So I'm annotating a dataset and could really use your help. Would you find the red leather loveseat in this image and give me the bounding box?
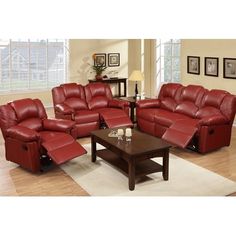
[52,82,132,137]
[0,98,86,172]
[136,83,236,153]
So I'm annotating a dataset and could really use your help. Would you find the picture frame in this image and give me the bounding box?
[108,53,120,67]
[187,56,200,75]
[223,58,236,79]
[94,53,106,66]
[204,57,219,77]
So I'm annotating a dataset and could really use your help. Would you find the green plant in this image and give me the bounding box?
[92,64,107,75]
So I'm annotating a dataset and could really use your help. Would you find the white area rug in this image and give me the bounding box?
[61,144,236,196]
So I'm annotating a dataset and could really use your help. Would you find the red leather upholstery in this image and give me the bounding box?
[52,83,100,137]
[85,83,132,128]
[52,83,131,136]
[0,98,87,172]
[137,83,236,153]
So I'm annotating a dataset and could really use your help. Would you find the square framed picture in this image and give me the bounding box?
[205,57,219,77]
[187,56,200,75]
[223,58,236,79]
[94,53,106,66]
[108,53,120,67]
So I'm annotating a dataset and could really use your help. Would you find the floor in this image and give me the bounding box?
[0,108,235,196]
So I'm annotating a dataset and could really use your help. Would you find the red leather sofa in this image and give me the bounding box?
[136,83,236,153]
[52,82,132,137]
[0,98,87,172]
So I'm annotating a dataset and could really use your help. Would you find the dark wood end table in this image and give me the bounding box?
[88,77,127,97]
[91,128,171,191]
[118,96,149,123]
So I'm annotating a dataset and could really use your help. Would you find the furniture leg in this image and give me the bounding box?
[124,81,127,97]
[118,82,121,97]
[130,103,135,123]
[162,149,169,180]
[91,135,97,162]
[128,159,135,190]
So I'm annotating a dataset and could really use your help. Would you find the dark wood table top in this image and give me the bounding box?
[91,128,171,156]
[88,77,127,82]
[118,96,151,103]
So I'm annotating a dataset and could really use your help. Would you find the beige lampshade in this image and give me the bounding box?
[128,70,144,81]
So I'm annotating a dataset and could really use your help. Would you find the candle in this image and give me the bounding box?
[125,128,132,141]
[117,129,124,140]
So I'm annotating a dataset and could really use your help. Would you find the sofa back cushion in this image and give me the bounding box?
[18,118,43,131]
[197,89,236,123]
[52,86,66,105]
[0,104,18,139]
[10,98,40,122]
[62,83,87,110]
[175,85,205,118]
[84,83,113,110]
[62,83,86,100]
[0,99,47,133]
[158,83,183,112]
[52,83,88,111]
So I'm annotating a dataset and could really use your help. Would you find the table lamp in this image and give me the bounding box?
[128,70,144,98]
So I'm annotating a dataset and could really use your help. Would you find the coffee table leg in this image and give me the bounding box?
[162,149,169,181]
[91,135,97,162]
[128,159,135,191]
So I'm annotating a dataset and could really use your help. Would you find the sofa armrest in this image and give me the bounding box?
[43,119,75,132]
[199,115,229,126]
[136,99,160,109]
[108,99,130,109]
[6,126,39,142]
[55,104,74,115]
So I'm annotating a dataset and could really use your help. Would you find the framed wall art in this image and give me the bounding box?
[108,53,120,67]
[187,56,200,75]
[223,58,236,79]
[205,57,219,77]
[94,53,106,66]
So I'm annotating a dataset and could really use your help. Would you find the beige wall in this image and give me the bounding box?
[181,39,236,96]
[69,39,128,95]
[128,39,141,96]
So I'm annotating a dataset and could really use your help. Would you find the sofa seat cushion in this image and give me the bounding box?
[93,108,124,119]
[154,109,191,127]
[74,110,99,124]
[39,131,67,143]
[18,118,43,131]
[136,108,158,122]
[64,97,88,110]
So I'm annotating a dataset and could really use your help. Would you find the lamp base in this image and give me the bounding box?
[134,81,138,98]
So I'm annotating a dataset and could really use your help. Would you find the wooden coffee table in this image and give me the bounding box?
[91,128,172,191]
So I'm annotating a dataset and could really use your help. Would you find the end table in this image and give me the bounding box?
[118,96,148,123]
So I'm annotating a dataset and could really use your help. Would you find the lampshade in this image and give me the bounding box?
[128,70,144,81]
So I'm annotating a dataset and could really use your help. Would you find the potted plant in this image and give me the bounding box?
[91,54,107,80]
[92,64,107,80]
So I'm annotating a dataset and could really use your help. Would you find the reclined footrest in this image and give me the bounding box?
[162,121,197,148]
[100,110,133,128]
[42,135,87,165]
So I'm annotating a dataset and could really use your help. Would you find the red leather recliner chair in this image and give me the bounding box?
[0,98,86,172]
[52,83,132,137]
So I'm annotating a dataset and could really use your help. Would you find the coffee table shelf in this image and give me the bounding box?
[96,149,163,178]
